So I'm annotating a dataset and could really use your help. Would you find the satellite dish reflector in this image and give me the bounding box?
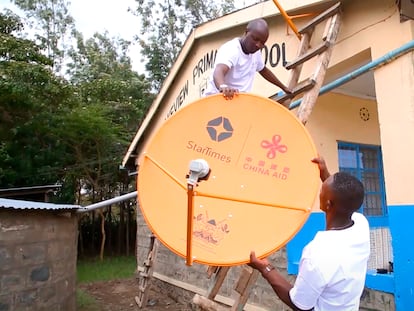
[137,93,320,266]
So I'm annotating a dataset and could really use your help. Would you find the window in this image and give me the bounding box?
[337,142,387,227]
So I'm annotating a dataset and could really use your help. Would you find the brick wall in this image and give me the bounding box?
[136,207,395,311]
[0,209,78,311]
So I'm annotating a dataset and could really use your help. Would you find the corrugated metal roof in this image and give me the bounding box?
[0,198,81,210]
[0,184,61,193]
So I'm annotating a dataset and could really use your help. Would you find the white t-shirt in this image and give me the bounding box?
[289,212,370,311]
[203,38,265,96]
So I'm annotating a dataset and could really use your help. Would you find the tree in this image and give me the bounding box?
[67,31,153,137]
[132,0,235,91]
[11,0,76,74]
[65,31,153,257]
[0,10,74,187]
[1,6,150,257]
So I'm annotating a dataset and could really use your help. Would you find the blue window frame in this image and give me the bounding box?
[337,142,387,227]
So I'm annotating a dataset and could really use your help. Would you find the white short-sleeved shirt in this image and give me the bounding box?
[203,38,265,96]
[289,212,370,311]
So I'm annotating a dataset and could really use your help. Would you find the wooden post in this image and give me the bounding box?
[296,13,341,124]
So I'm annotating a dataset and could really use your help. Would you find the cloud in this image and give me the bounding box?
[70,0,140,39]
[69,0,144,72]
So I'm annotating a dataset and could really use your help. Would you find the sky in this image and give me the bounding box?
[69,0,143,71]
[0,0,258,73]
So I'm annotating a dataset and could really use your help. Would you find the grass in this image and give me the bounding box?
[76,288,100,311]
[76,255,137,310]
[77,255,137,283]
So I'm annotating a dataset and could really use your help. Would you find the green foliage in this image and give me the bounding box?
[0,9,152,205]
[11,0,76,74]
[77,256,136,283]
[0,11,74,187]
[76,289,99,310]
[67,31,153,136]
[133,0,235,91]
[183,0,236,26]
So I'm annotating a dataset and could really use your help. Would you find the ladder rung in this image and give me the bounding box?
[272,79,316,103]
[299,2,341,34]
[286,41,330,70]
[140,271,149,277]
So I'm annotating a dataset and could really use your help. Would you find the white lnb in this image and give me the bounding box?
[187,159,210,185]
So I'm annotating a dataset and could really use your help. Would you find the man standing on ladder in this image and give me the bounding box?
[203,18,291,100]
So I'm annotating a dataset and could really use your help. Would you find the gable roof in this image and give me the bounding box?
[121,0,337,170]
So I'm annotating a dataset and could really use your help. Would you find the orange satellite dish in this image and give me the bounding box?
[137,93,320,266]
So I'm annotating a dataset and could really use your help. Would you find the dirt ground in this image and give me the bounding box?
[78,277,194,311]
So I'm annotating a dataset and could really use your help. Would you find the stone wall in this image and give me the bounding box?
[136,208,395,311]
[0,209,78,311]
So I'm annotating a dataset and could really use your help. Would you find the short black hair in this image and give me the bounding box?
[331,172,364,212]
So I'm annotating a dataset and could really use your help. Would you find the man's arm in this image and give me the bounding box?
[311,157,330,182]
[248,252,311,311]
[213,64,230,89]
[213,64,238,99]
[259,66,291,94]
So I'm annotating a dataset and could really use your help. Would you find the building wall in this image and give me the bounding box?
[306,92,380,180]
[134,0,410,165]
[133,0,414,309]
[137,207,395,311]
[0,209,78,311]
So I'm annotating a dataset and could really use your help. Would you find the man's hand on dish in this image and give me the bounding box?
[219,84,239,100]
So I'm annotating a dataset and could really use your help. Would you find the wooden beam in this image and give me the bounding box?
[231,268,259,311]
[285,41,330,70]
[296,13,341,124]
[272,78,316,103]
[207,265,220,279]
[207,266,230,300]
[275,31,313,108]
[299,2,341,34]
[193,294,230,311]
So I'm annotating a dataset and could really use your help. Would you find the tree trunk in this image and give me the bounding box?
[126,202,130,256]
[98,209,106,261]
[118,201,125,255]
[107,205,112,255]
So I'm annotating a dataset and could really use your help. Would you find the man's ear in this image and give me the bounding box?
[326,199,333,210]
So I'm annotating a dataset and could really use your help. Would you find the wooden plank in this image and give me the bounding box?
[233,266,252,294]
[193,294,230,311]
[299,2,341,34]
[230,268,260,311]
[273,78,316,103]
[285,40,330,70]
[275,31,313,108]
[322,16,333,41]
[207,265,220,279]
[135,235,160,308]
[297,13,341,124]
[207,266,230,300]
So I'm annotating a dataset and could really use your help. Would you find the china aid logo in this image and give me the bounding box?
[261,134,287,159]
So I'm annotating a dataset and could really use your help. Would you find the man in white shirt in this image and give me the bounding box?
[203,18,291,100]
[249,157,370,311]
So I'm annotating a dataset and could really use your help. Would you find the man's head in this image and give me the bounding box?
[319,172,364,215]
[241,18,269,54]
